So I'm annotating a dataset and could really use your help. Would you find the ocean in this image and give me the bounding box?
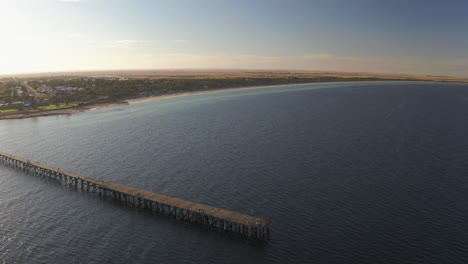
[1,81,468,263]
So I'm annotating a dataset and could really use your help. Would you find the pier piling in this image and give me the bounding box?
[0,151,270,240]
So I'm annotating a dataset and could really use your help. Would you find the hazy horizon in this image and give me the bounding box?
[1,0,467,77]
[1,67,468,79]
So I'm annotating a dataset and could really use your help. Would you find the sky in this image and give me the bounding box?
[0,0,467,76]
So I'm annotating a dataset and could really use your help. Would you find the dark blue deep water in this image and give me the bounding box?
[1,82,468,263]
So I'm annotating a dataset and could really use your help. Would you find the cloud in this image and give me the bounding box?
[57,0,81,2]
[87,40,153,48]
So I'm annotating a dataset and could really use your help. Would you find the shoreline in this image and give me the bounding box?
[122,80,409,105]
[1,81,336,120]
[125,82,319,105]
[0,79,457,120]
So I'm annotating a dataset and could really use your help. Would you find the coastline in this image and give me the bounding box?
[1,81,331,120]
[125,82,319,105]
[0,79,450,120]
[0,101,128,120]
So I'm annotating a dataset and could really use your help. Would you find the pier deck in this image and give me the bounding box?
[0,151,270,240]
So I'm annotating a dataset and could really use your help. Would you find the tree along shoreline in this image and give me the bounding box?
[0,77,441,120]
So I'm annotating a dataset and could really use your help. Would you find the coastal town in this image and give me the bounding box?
[0,83,86,110]
[0,76,118,114]
[1,70,468,119]
[0,72,356,117]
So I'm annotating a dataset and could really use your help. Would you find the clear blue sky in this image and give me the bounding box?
[1,0,467,76]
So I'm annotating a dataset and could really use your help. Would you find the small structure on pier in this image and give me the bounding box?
[0,151,270,240]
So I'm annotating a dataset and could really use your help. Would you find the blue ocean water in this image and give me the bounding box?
[1,82,468,263]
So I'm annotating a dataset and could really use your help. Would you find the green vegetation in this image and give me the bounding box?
[0,103,78,113]
[0,81,27,103]
[0,108,18,113]
[0,75,400,117]
[22,76,393,103]
[37,103,78,111]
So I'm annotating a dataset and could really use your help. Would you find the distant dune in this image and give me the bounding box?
[1,69,468,83]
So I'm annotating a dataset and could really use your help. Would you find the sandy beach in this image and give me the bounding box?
[2,69,467,122]
[124,80,370,105]
[0,80,444,120]
[1,81,327,120]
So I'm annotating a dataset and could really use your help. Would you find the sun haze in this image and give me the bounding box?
[1,0,467,76]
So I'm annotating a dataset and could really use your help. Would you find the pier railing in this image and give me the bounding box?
[0,151,270,240]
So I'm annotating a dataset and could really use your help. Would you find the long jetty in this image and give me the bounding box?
[0,151,270,240]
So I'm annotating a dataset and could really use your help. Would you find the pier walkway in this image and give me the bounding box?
[0,151,270,240]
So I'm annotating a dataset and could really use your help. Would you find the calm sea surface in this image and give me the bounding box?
[1,82,468,263]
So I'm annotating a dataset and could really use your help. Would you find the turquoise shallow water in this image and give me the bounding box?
[1,82,468,263]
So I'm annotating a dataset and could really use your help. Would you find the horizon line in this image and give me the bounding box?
[1,68,466,80]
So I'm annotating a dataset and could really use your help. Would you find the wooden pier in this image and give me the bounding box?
[0,151,270,240]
